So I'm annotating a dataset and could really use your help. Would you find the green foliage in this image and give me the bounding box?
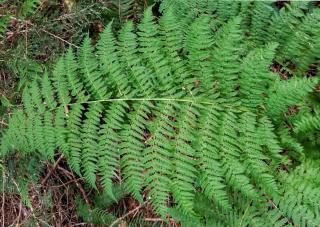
[1,0,320,225]
[0,14,10,36]
[20,0,41,17]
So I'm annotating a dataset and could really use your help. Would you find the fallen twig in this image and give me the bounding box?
[41,154,65,185]
[9,16,79,49]
[144,217,177,225]
[0,120,8,127]
[56,166,94,227]
[2,171,6,227]
[11,179,50,227]
[109,202,146,227]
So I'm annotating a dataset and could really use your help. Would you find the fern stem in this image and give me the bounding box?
[238,201,252,227]
[47,98,250,112]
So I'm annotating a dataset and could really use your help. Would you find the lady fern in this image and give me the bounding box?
[1,1,320,225]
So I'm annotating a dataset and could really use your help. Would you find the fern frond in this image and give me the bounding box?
[267,2,308,48]
[212,16,243,102]
[97,22,133,97]
[79,36,109,100]
[294,110,320,134]
[80,103,103,188]
[280,8,320,74]
[138,7,171,90]
[278,128,304,159]
[249,2,275,46]
[67,104,84,175]
[117,0,146,22]
[275,161,320,226]
[257,116,282,163]
[118,21,155,96]
[121,101,154,202]
[64,48,88,102]
[159,7,187,85]
[239,42,278,109]
[21,0,41,17]
[52,58,71,106]
[186,15,213,92]
[144,101,176,216]
[216,0,240,23]
[171,103,199,215]
[30,79,45,114]
[198,105,231,211]
[239,112,278,196]
[219,110,259,200]
[267,77,317,119]
[5,3,319,223]
[41,72,57,109]
[54,107,69,157]
[43,111,56,159]
[98,101,128,201]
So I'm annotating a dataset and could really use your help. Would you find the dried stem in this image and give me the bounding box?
[41,154,65,185]
[109,202,146,227]
[0,120,8,127]
[56,166,94,227]
[2,170,5,227]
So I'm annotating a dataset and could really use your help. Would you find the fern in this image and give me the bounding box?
[0,14,10,36]
[294,108,320,134]
[266,77,317,119]
[249,2,275,46]
[1,1,320,225]
[20,0,41,17]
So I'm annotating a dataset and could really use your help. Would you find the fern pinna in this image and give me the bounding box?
[1,2,320,226]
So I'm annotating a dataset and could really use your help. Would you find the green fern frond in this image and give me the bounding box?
[249,2,275,46]
[64,48,88,102]
[216,0,241,23]
[21,0,41,17]
[275,160,320,226]
[98,102,128,201]
[171,103,199,215]
[80,103,103,188]
[239,112,278,197]
[186,15,213,92]
[218,110,259,200]
[54,107,69,157]
[239,42,278,109]
[159,7,187,85]
[294,110,320,134]
[212,16,243,102]
[43,111,56,159]
[41,72,57,110]
[3,2,320,224]
[79,36,110,100]
[0,14,11,36]
[267,77,317,119]
[67,104,84,175]
[121,101,154,202]
[144,101,176,216]
[197,105,231,211]
[138,7,171,90]
[118,21,155,96]
[52,58,71,106]
[280,8,320,74]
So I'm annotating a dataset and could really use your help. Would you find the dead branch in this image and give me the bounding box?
[41,154,65,185]
[109,202,146,227]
